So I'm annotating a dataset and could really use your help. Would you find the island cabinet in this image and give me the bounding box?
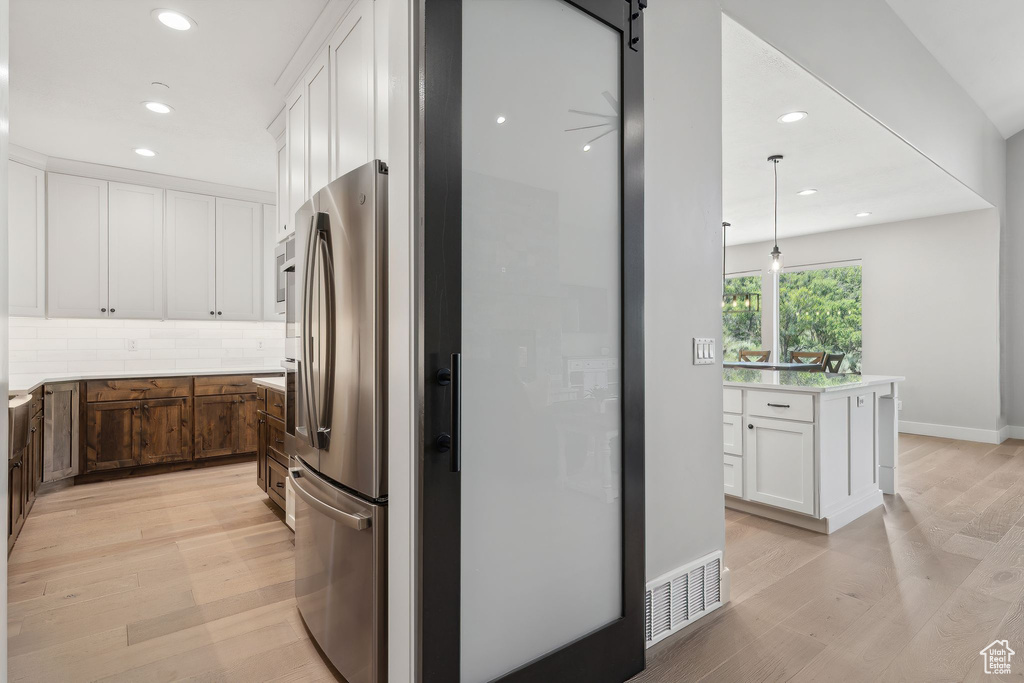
[721,372,902,534]
[256,384,288,513]
[10,387,44,553]
[79,374,265,482]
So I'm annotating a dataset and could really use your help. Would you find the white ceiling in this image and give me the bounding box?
[10,0,328,192]
[886,0,1024,139]
[723,17,991,247]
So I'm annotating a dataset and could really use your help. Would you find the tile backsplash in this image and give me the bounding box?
[9,317,286,383]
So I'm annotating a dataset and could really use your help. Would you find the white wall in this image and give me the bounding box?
[645,1,725,581]
[8,318,285,386]
[727,209,1002,440]
[1,0,10,675]
[1005,133,1024,432]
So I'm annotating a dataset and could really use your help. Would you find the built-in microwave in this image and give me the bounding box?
[275,238,294,316]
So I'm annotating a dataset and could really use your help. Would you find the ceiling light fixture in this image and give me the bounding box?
[143,101,173,114]
[768,154,784,273]
[153,9,196,31]
[856,212,872,217]
[134,148,157,157]
[495,115,506,124]
[797,188,817,196]
[582,144,591,152]
[777,111,807,124]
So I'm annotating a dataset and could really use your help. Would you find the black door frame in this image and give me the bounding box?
[420,1,645,680]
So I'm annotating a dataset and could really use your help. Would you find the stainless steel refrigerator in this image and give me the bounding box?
[285,160,387,683]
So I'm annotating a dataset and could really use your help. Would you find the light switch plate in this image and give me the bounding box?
[693,337,716,365]
[856,395,866,408]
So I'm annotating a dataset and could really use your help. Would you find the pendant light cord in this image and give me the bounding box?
[773,158,779,249]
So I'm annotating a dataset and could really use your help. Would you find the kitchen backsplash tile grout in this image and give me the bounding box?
[9,317,286,384]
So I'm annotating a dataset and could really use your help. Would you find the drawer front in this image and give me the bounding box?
[267,415,287,465]
[747,390,814,422]
[194,375,259,396]
[723,387,743,414]
[723,413,743,455]
[86,377,191,402]
[267,457,288,509]
[266,389,285,422]
[724,454,743,498]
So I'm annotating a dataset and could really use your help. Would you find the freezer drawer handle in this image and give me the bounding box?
[289,468,372,531]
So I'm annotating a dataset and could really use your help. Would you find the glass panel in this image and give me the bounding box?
[779,265,862,372]
[461,1,622,680]
[723,274,763,361]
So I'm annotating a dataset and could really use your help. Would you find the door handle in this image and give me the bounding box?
[289,467,371,530]
[435,353,462,473]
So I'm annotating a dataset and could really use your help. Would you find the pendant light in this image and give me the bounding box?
[768,154,784,273]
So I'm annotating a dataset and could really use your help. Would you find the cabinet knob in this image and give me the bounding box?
[217,311,223,316]
[29,427,36,433]
[275,482,284,488]
[748,424,753,430]
[101,308,107,313]
[110,308,116,313]
[12,462,21,469]
[210,311,215,316]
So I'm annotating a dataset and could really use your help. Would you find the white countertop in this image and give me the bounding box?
[723,369,903,393]
[253,376,286,392]
[9,367,281,395]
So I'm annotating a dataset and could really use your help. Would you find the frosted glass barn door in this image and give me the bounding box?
[421,1,645,682]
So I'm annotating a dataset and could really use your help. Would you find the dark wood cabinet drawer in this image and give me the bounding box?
[29,387,44,417]
[194,375,259,396]
[266,415,287,466]
[86,377,191,402]
[266,389,285,422]
[267,456,287,510]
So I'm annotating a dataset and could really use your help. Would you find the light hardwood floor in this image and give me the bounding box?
[7,462,338,682]
[634,434,1024,682]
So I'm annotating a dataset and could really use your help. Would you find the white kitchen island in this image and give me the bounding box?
[723,369,903,533]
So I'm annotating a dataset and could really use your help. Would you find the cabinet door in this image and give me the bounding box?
[195,395,238,459]
[331,0,374,178]
[165,191,217,320]
[108,182,164,319]
[257,413,268,491]
[306,47,330,197]
[9,453,25,549]
[85,401,140,471]
[276,136,289,241]
[724,454,743,498]
[47,173,108,318]
[723,413,743,456]
[215,198,262,321]
[29,413,43,503]
[286,83,305,237]
[263,204,279,321]
[237,393,260,455]
[140,398,191,465]
[9,161,46,316]
[747,417,815,515]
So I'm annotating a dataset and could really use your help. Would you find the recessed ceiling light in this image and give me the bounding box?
[777,111,808,123]
[143,101,173,114]
[855,211,871,217]
[495,115,506,124]
[796,189,817,196]
[134,148,157,157]
[582,144,591,152]
[153,9,196,31]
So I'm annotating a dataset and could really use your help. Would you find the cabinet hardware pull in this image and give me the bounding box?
[275,439,284,445]
[101,308,107,313]
[110,308,115,313]
[30,428,36,433]
[275,482,284,488]
[273,403,283,408]
[45,390,53,395]
[748,424,753,429]
[210,311,215,316]
[12,462,21,469]
[767,403,790,408]
[217,311,222,316]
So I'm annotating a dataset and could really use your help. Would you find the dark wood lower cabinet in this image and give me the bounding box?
[85,401,141,471]
[28,413,42,505]
[140,398,192,466]
[257,387,287,513]
[195,393,259,459]
[11,392,44,554]
[8,452,25,552]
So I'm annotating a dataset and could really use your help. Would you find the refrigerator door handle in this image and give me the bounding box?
[317,221,336,446]
[299,210,319,450]
[289,468,372,530]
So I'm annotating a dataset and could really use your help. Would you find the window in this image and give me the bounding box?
[722,274,762,361]
[778,264,862,372]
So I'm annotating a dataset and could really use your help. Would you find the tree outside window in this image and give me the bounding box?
[778,265,862,372]
[722,274,762,361]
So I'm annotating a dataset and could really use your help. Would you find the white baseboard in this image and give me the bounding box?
[1006,426,1024,440]
[899,420,1003,444]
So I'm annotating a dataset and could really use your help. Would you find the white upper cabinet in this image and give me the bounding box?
[9,161,46,317]
[306,47,331,198]
[215,198,263,321]
[263,204,280,321]
[276,135,289,242]
[285,83,305,240]
[107,182,164,319]
[166,190,217,320]
[331,0,374,178]
[47,173,109,318]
